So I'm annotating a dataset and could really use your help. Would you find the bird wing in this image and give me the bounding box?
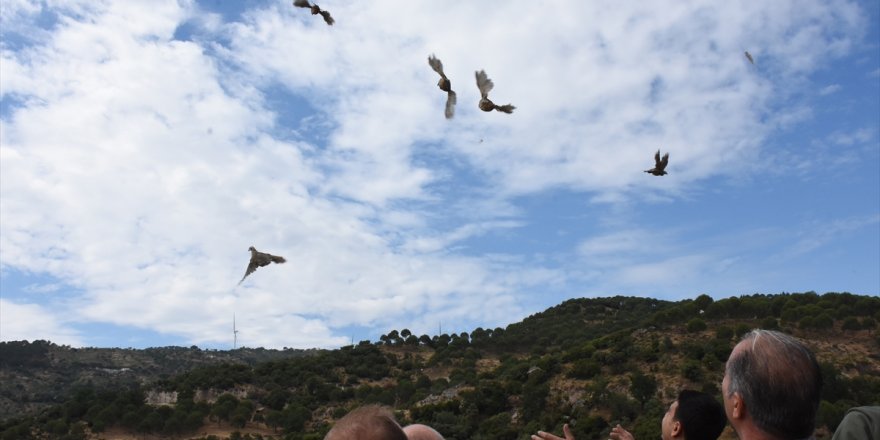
[495,103,515,114]
[654,150,662,166]
[239,259,260,284]
[293,0,311,8]
[659,153,669,170]
[320,9,334,25]
[475,70,494,98]
[428,55,446,77]
[445,90,456,119]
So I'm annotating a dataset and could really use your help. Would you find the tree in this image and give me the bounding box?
[694,294,714,311]
[265,388,291,411]
[230,400,254,428]
[630,371,657,407]
[387,330,401,345]
[281,404,312,433]
[841,316,860,331]
[212,394,239,425]
[418,334,433,347]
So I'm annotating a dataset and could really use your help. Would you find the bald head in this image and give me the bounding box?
[324,405,407,440]
[725,329,822,439]
[403,424,445,440]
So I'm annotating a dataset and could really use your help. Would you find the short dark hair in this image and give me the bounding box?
[324,405,407,440]
[675,389,727,440]
[726,329,822,439]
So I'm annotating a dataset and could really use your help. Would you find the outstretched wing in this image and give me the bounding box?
[475,70,494,98]
[239,259,259,284]
[659,152,669,170]
[428,54,445,77]
[654,150,662,166]
[495,103,515,114]
[319,9,334,25]
[293,0,311,8]
[445,90,456,119]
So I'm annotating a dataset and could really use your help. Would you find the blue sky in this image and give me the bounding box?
[1,0,878,349]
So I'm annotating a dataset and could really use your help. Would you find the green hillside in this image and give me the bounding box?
[1,292,878,440]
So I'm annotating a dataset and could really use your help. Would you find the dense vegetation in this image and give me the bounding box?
[2,292,878,440]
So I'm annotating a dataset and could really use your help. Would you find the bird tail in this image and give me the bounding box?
[293,0,310,8]
[271,256,287,264]
[445,91,456,119]
[495,104,515,114]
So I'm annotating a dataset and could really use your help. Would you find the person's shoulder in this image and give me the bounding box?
[832,406,880,440]
[846,406,880,416]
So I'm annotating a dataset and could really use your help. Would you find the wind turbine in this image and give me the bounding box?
[233,314,240,349]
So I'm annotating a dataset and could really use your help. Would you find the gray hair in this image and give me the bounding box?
[725,329,822,440]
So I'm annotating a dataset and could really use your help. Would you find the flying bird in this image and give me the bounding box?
[293,0,334,26]
[744,51,755,65]
[645,150,669,176]
[428,54,457,119]
[239,246,287,285]
[475,70,515,114]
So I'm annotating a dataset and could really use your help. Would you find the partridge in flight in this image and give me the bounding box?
[475,70,515,114]
[645,150,669,176]
[744,51,755,65]
[239,246,287,285]
[428,54,457,119]
[293,0,334,26]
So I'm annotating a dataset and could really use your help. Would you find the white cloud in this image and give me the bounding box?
[783,214,880,258]
[0,299,84,346]
[828,127,874,146]
[819,84,842,95]
[0,0,873,348]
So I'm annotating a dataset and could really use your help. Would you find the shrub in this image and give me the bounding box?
[569,359,601,380]
[682,360,703,382]
[686,318,707,333]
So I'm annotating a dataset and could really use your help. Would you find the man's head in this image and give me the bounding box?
[661,390,727,440]
[403,423,445,440]
[722,329,822,440]
[324,405,408,440]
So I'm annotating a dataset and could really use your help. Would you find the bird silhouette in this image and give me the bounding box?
[293,0,334,26]
[645,150,669,176]
[428,54,457,119]
[239,246,286,285]
[744,51,755,65]
[475,70,515,114]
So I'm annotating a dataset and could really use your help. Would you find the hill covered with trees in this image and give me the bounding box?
[1,291,878,440]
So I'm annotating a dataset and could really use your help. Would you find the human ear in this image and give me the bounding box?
[730,393,744,419]
[671,420,683,438]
